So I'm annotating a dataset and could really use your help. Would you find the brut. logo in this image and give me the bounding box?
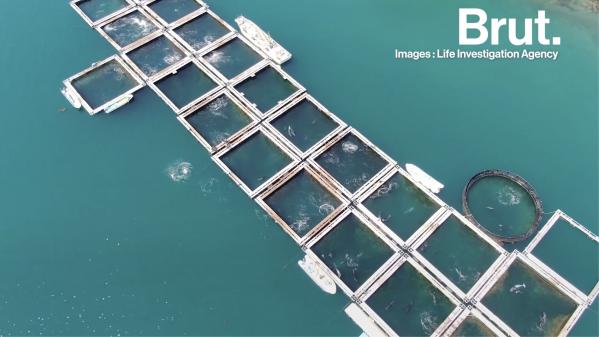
[459,8,561,46]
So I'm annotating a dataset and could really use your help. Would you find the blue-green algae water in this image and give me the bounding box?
[0,0,597,335]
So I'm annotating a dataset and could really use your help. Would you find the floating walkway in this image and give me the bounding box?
[63,1,598,336]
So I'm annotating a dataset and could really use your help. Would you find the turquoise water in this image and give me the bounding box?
[0,0,597,335]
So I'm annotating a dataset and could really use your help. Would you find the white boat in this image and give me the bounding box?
[61,86,82,109]
[103,94,133,113]
[235,16,292,64]
[406,163,444,194]
[298,254,336,295]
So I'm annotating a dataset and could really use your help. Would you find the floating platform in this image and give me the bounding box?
[264,93,348,160]
[71,0,135,27]
[472,251,585,337]
[230,62,305,118]
[177,89,258,153]
[308,128,396,200]
[256,162,349,246]
[62,55,144,115]
[170,9,236,54]
[63,1,599,335]
[524,210,599,305]
[212,125,300,198]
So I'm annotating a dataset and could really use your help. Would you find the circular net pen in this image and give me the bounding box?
[462,170,543,244]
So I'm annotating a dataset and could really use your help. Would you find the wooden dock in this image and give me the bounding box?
[63,1,598,336]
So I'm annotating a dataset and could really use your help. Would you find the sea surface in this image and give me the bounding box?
[0,0,597,335]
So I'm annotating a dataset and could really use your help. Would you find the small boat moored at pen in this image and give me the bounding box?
[406,163,445,193]
[104,94,133,113]
[61,86,82,109]
[298,254,336,294]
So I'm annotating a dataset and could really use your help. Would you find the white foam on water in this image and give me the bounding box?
[105,15,156,40]
[199,177,218,195]
[205,50,232,66]
[291,209,311,233]
[343,253,360,268]
[341,141,359,154]
[347,173,370,187]
[318,203,335,215]
[113,65,127,81]
[497,186,523,206]
[210,131,230,145]
[194,34,216,49]
[322,152,340,165]
[163,52,183,66]
[254,209,272,224]
[369,181,398,199]
[207,96,229,117]
[420,311,438,335]
[166,161,192,182]
[509,283,527,294]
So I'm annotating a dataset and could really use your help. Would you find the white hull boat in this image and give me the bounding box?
[406,163,444,194]
[298,254,336,295]
[235,16,292,64]
[61,86,82,109]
